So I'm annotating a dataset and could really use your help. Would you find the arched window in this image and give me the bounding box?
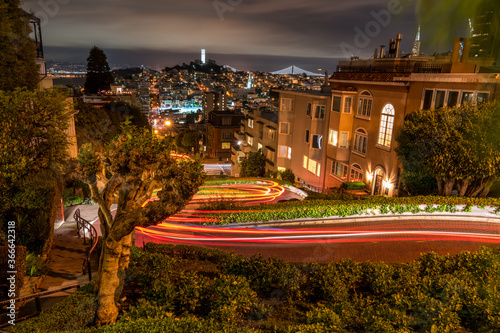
[378,104,395,147]
[357,91,373,118]
[350,164,363,182]
[352,128,368,155]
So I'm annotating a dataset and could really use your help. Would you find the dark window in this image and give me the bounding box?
[477,93,489,104]
[305,130,310,143]
[435,90,446,109]
[332,96,341,112]
[447,91,459,107]
[423,90,433,110]
[258,123,263,139]
[306,103,312,116]
[312,135,322,149]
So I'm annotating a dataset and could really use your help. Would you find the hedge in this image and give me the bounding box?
[198,196,500,225]
[341,182,366,191]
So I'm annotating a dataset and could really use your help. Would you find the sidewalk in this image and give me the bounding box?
[38,205,101,292]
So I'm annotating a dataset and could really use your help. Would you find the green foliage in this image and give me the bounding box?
[341,182,366,191]
[200,195,500,225]
[400,170,438,196]
[84,46,114,94]
[11,290,97,332]
[278,169,295,184]
[208,275,257,322]
[0,89,70,184]
[17,244,500,332]
[25,253,48,277]
[0,1,39,91]
[240,150,266,177]
[120,298,173,322]
[395,101,500,197]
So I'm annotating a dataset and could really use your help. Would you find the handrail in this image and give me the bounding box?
[73,209,99,280]
[0,283,79,327]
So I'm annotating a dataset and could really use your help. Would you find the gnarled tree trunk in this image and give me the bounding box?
[95,236,129,326]
[443,179,455,196]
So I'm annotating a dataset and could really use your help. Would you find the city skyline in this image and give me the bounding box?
[20,0,471,71]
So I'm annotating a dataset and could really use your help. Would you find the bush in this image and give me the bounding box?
[208,275,257,322]
[278,169,295,184]
[11,290,97,332]
[25,252,48,277]
[120,298,173,322]
[341,182,366,191]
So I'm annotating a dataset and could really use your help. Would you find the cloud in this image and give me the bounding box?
[23,0,421,61]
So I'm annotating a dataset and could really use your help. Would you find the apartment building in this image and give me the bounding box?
[232,108,279,177]
[276,36,500,195]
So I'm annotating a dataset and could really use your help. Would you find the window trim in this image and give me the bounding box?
[339,131,349,149]
[328,129,338,146]
[343,96,353,114]
[356,90,373,119]
[352,128,368,156]
[350,164,364,182]
[332,96,342,112]
[376,103,395,149]
[312,134,323,149]
[279,122,290,135]
[314,105,326,119]
[331,161,348,181]
[248,118,254,129]
[281,98,294,111]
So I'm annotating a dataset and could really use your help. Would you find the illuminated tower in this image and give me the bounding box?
[411,25,421,56]
[201,49,206,64]
[246,72,253,89]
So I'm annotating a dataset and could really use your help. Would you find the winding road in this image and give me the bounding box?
[135,180,500,262]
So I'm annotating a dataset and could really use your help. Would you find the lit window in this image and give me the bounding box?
[281,98,294,111]
[378,104,395,148]
[353,129,368,155]
[316,163,321,177]
[308,159,317,174]
[315,105,325,119]
[266,149,275,161]
[268,129,276,140]
[279,146,291,159]
[350,164,363,182]
[339,132,349,149]
[222,142,231,150]
[258,143,263,151]
[332,97,341,112]
[344,97,352,113]
[328,129,338,146]
[279,122,290,135]
[357,91,372,118]
[312,135,323,149]
[247,135,253,146]
[303,155,308,169]
[248,118,254,128]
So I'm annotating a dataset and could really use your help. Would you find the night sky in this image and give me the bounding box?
[21,0,469,71]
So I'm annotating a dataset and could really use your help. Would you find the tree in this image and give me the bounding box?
[75,100,151,149]
[84,46,114,94]
[0,0,40,90]
[76,122,205,325]
[0,89,70,253]
[240,150,266,177]
[395,101,500,197]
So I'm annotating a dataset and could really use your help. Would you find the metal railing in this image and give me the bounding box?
[0,283,79,327]
[74,209,98,281]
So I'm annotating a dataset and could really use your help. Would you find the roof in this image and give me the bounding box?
[330,72,411,82]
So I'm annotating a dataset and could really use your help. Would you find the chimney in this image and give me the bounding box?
[389,39,396,57]
[395,34,403,58]
[451,38,461,63]
[380,45,386,58]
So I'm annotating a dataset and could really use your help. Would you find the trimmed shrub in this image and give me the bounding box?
[11,290,97,332]
[341,182,366,191]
